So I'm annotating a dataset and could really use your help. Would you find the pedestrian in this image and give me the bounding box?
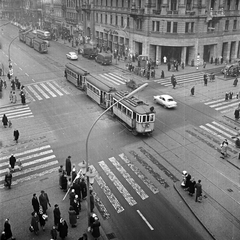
[72,195,81,218]
[38,207,47,231]
[12,91,17,103]
[68,206,77,228]
[80,178,87,200]
[20,90,26,104]
[11,79,15,91]
[39,190,51,214]
[210,56,213,64]
[50,226,58,240]
[9,155,16,171]
[215,57,217,65]
[59,165,64,188]
[90,190,95,213]
[13,129,19,143]
[61,171,68,192]
[234,108,240,120]
[203,62,206,68]
[175,61,179,71]
[191,86,195,96]
[53,204,61,227]
[32,193,40,213]
[167,62,171,71]
[184,172,191,191]
[4,219,13,240]
[161,70,165,79]
[9,91,13,103]
[225,92,229,101]
[69,189,76,206]
[188,177,196,196]
[163,56,167,64]
[78,233,88,240]
[233,77,238,87]
[195,180,202,202]
[220,139,228,159]
[31,212,39,235]
[90,214,101,240]
[203,74,208,86]
[0,231,6,240]
[4,170,12,189]
[65,156,72,177]
[2,114,8,128]
[71,165,77,183]
[58,218,68,240]
[181,62,184,69]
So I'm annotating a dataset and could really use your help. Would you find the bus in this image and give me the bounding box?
[33,38,48,53]
[25,33,36,48]
[36,30,51,40]
[65,63,89,90]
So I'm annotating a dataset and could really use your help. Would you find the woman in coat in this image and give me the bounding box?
[91,218,101,240]
[58,218,68,240]
[4,219,12,240]
[2,114,8,128]
[38,207,46,231]
[68,206,77,227]
[188,177,196,196]
[65,156,72,177]
[31,212,39,235]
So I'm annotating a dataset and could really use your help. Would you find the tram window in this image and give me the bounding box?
[117,103,121,109]
[150,114,154,121]
[126,109,132,117]
[122,106,126,114]
[142,115,146,123]
[147,115,149,122]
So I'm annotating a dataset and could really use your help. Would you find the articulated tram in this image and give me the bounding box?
[64,63,156,135]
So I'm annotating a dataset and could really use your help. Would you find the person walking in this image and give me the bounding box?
[58,165,64,188]
[61,171,68,192]
[234,108,240,120]
[12,91,17,104]
[9,155,16,171]
[32,193,40,213]
[163,56,167,64]
[80,178,87,200]
[195,180,202,202]
[233,77,238,87]
[31,212,39,235]
[4,170,12,189]
[191,86,195,96]
[20,90,26,105]
[65,156,72,177]
[72,195,81,218]
[53,204,61,227]
[2,114,8,128]
[90,190,95,213]
[9,91,13,103]
[58,218,68,240]
[161,70,165,79]
[68,206,77,228]
[167,62,171,71]
[220,139,228,159]
[38,207,47,231]
[69,189,76,206]
[188,177,196,196]
[13,129,19,143]
[50,226,58,240]
[39,190,51,214]
[71,165,77,183]
[90,214,101,240]
[4,219,13,240]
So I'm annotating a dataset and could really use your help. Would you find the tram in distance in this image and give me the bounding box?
[36,30,51,40]
[33,38,48,53]
[64,63,156,135]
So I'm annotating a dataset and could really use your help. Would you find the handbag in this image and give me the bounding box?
[42,214,48,221]
[29,225,34,232]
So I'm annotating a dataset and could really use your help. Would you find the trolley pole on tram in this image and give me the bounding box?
[85,83,148,228]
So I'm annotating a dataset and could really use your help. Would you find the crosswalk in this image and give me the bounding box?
[0,145,58,189]
[0,104,34,120]
[25,80,70,101]
[98,72,128,86]
[154,71,205,87]
[204,97,240,114]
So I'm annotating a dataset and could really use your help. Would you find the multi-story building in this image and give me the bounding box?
[1,0,23,20]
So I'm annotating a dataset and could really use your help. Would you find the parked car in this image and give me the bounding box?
[153,94,177,108]
[66,52,78,60]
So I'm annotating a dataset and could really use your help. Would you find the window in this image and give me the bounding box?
[105,14,107,24]
[185,22,194,33]
[96,13,98,22]
[170,0,177,11]
[116,0,118,7]
[111,0,113,6]
[191,22,194,32]
[121,16,124,26]
[225,20,229,31]
[127,17,130,27]
[186,0,192,11]
[185,22,189,33]
[173,22,177,33]
[167,21,171,32]
[115,15,118,25]
[122,0,124,7]
[136,19,142,30]
[152,21,155,31]
[110,15,113,24]
[100,14,103,23]
[156,21,160,31]
[233,20,237,30]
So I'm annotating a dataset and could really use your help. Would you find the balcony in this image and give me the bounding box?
[82,3,91,12]
[152,9,161,15]
[65,18,78,25]
[185,10,195,16]
[167,10,178,15]
[210,8,225,18]
[130,7,145,19]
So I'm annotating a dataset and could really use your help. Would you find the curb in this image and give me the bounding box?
[173,183,216,240]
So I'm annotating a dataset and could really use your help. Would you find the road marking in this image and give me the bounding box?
[34,84,50,99]
[27,85,43,100]
[51,81,70,94]
[40,83,57,97]
[206,123,232,138]
[99,161,137,206]
[25,73,29,77]
[136,210,154,230]
[46,81,63,96]
[14,62,17,65]
[215,101,240,111]
[212,121,237,135]
[19,67,22,71]
[119,153,159,194]
[109,157,149,200]
[104,73,126,84]
[99,74,120,86]
[204,98,230,105]
[32,78,35,82]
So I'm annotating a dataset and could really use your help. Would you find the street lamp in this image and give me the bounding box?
[85,83,149,227]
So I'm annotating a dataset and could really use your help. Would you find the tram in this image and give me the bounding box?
[33,38,48,53]
[25,33,36,48]
[65,63,89,90]
[19,30,27,43]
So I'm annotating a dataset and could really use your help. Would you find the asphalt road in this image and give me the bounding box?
[0,23,222,240]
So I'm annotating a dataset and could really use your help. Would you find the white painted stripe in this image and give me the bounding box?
[0,105,29,112]
[0,155,56,178]
[40,83,57,97]
[199,125,233,145]
[104,73,126,84]
[109,157,149,200]
[34,84,50,99]
[7,112,33,119]
[209,99,239,108]
[119,153,159,194]
[90,165,124,213]
[0,109,32,117]
[215,102,240,111]
[0,149,54,168]
[221,107,237,114]
[0,165,59,188]
[136,210,154,230]
[51,81,70,94]
[24,89,36,101]
[99,74,120,86]
[109,73,128,82]
[19,67,22,70]
[99,161,137,206]
[17,115,34,120]
[27,85,43,100]
[0,145,51,161]
[0,107,31,115]
[206,123,232,138]
[46,82,63,96]
[25,73,29,77]
[212,121,237,135]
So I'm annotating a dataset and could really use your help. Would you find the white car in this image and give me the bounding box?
[153,94,177,108]
[66,52,78,60]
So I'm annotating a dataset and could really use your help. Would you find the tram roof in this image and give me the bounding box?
[86,73,128,92]
[26,33,36,38]
[65,62,89,76]
[112,91,155,114]
[33,37,46,44]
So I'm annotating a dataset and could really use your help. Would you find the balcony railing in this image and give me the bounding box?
[223,10,240,16]
[167,10,178,15]
[185,11,195,16]
[152,9,161,15]
[210,8,225,17]
[82,4,91,11]
[130,7,145,18]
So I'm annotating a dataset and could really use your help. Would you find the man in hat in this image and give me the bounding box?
[69,189,75,206]
[32,193,40,213]
[39,190,51,214]
[9,155,16,171]
[53,204,61,227]
[65,156,72,177]
[58,218,68,240]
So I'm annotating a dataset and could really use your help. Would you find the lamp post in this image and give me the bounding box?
[85,83,148,227]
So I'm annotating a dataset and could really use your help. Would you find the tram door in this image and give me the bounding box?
[79,75,85,89]
[100,91,107,107]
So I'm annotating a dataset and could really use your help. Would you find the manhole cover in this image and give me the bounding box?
[106,233,116,239]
